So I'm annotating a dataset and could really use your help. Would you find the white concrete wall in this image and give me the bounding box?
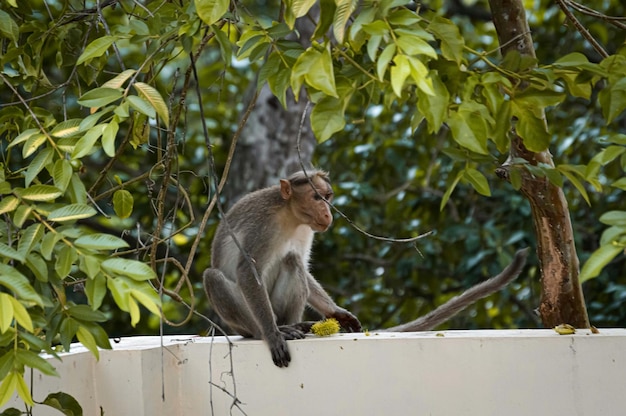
[3,329,626,415]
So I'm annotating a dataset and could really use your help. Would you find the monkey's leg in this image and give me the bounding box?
[203,268,260,338]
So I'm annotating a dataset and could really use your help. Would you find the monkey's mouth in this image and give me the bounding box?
[312,221,331,232]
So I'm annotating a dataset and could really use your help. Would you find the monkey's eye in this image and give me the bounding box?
[313,194,323,200]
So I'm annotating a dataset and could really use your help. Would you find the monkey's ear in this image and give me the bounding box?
[279,179,292,200]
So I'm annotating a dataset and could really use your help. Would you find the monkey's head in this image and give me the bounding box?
[280,170,334,232]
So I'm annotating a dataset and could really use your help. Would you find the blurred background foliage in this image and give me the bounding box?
[1,0,625,343]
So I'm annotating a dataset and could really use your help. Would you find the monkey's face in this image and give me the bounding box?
[308,187,333,232]
[284,176,334,232]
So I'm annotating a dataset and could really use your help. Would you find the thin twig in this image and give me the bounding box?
[554,0,609,58]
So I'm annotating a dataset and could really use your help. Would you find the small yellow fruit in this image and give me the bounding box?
[311,318,340,337]
[554,323,576,335]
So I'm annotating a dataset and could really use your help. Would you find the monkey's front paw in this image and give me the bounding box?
[266,333,291,368]
[331,309,362,333]
[278,325,307,340]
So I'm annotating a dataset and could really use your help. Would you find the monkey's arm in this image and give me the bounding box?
[306,274,362,332]
[383,247,529,332]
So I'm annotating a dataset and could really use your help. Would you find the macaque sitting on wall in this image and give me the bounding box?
[203,169,361,368]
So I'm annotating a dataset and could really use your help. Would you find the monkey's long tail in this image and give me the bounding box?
[382,247,530,332]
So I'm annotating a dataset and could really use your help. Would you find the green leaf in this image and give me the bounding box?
[292,46,338,97]
[417,74,449,133]
[8,297,33,332]
[107,276,130,311]
[310,96,346,143]
[59,317,78,351]
[113,189,134,219]
[0,9,19,44]
[77,326,99,360]
[102,69,137,89]
[195,0,229,26]
[447,111,488,155]
[212,24,232,63]
[133,82,170,126]
[24,147,54,187]
[557,165,590,205]
[362,20,388,36]
[102,121,119,157]
[131,287,162,317]
[7,129,38,150]
[407,56,434,96]
[0,242,25,263]
[18,223,44,260]
[68,304,107,322]
[396,35,437,59]
[72,124,107,159]
[611,177,626,191]
[377,43,396,81]
[48,204,97,222]
[0,196,19,215]
[15,350,57,378]
[15,208,37,234]
[0,263,44,306]
[440,170,464,211]
[77,87,123,108]
[68,173,88,205]
[290,0,317,20]
[52,159,73,192]
[599,78,626,124]
[41,392,84,416]
[102,258,156,281]
[391,54,411,97]
[22,133,47,159]
[599,210,626,227]
[0,294,13,333]
[512,105,550,152]
[15,371,33,406]
[26,252,48,282]
[428,16,464,64]
[85,322,112,349]
[464,168,491,196]
[0,371,18,408]
[77,35,117,65]
[18,184,62,202]
[313,0,337,40]
[79,255,101,279]
[40,231,61,261]
[51,119,82,138]
[85,273,106,310]
[55,245,77,279]
[333,0,358,44]
[127,95,156,119]
[75,234,129,250]
[580,244,624,283]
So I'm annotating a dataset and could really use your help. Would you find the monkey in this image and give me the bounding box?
[383,247,529,332]
[203,169,361,368]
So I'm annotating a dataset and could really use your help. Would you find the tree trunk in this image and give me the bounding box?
[488,0,590,327]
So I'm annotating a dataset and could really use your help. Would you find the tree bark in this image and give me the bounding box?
[488,0,590,327]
